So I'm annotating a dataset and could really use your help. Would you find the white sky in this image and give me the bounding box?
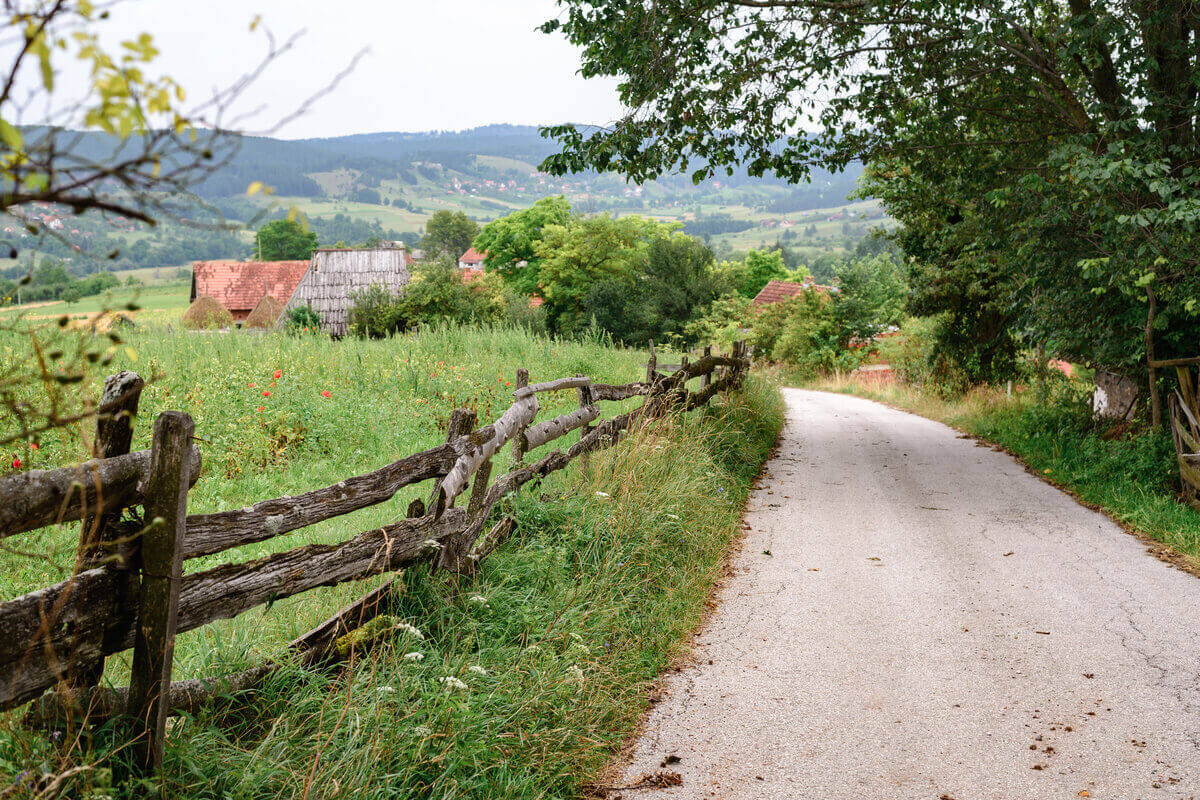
[45,0,627,139]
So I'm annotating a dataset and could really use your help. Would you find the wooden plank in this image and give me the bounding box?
[181,436,480,559]
[173,509,468,635]
[72,371,143,692]
[512,375,590,399]
[0,567,122,712]
[127,411,194,775]
[439,394,538,513]
[428,409,476,515]
[523,405,600,450]
[1149,356,1200,369]
[0,445,200,540]
[646,341,658,385]
[591,382,649,402]
[1179,455,1200,492]
[701,345,712,388]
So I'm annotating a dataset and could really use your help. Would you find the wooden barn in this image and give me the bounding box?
[281,246,412,337]
[190,260,310,321]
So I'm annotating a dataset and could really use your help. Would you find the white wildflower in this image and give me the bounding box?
[468,594,488,605]
[403,651,425,662]
[526,645,542,654]
[666,513,680,520]
[594,491,610,498]
[568,665,585,683]
[413,725,433,737]
[468,665,487,676]
[395,622,425,640]
[377,686,396,694]
[439,676,469,691]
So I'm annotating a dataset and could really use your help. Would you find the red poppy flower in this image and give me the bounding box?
[248,383,255,388]
[273,369,282,380]
[11,456,20,469]
[256,405,265,412]
[30,443,39,450]
[321,390,331,398]
[262,390,271,397]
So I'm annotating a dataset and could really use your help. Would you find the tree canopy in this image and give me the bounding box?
[542,1,1200,390]
[422,210,480,261]
[256,219,318,261]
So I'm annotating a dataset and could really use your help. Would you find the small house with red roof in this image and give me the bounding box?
[458,247,485,270]
[751,279,837,306]
[190,260,310,321]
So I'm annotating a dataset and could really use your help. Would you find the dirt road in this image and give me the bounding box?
[616,389,1200,799]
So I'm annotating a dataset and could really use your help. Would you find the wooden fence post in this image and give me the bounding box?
[701,345,712,389]
[646,341,657,387]
[72,371,143,691]
[577,374,594,473]
[510,368,530,471]
[126,411,194,777]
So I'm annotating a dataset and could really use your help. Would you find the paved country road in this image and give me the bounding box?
[615,389,1200,799]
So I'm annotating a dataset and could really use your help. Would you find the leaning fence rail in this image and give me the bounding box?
[0,341,750,776]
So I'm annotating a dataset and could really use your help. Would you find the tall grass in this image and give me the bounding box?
[810,373,1200,563]
[1,324,782,799]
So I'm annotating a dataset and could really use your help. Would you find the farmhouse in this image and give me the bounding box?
[458,247,485,269]
[281,246,412,337]
[751,278,837,306]
[190,260,310,321]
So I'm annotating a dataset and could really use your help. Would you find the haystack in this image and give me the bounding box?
[182,295,234,330]
[243,294,284,328]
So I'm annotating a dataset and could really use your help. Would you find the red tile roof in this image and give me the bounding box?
[751,279,835,305]
[459,247,485,265]
[191,260,310,314]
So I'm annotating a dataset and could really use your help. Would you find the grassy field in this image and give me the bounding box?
[0,324,782,798]
[808,374,1200,565]
[1,282,190,323]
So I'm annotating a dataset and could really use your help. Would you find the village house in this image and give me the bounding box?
[190,260,310,321]
[751,278,837,306]
[458,247,485,270]
[281,245,412,337]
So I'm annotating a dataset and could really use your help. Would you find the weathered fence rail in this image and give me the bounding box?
[0,342,750,776]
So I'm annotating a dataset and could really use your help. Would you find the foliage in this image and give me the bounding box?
[713,250,796,299]
[473,196,572,294]
[256,219,318,261]
[535,214,668,334]
[422,210,479,261]
[832,254,905,344]
[346,259,517,339]
[684,293,751,348]
[284,304,322,335]
[541,0,1200,395]
[583,232,721,346]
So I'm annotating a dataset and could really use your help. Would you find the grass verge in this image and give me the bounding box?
[1,335,782,798]
[807,374,1200,567]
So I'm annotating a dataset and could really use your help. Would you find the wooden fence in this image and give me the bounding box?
[1168,364,1200,508]
[0,341,750,776]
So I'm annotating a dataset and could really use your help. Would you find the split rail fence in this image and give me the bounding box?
[0,341,750,777]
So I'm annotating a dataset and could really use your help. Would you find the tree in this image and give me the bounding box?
[256,219,318,261]
[542,0,1200,406]
[584,232,720,345]
[473,196,572,294]
[422,210,479,260]
[535,214,663,334]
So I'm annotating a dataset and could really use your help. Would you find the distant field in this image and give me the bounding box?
[1,281,190,321]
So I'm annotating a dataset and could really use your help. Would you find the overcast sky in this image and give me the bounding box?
[59,0,626,139]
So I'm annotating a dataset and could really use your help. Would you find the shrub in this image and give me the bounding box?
[348,284,407,339]
[284,304,322,335]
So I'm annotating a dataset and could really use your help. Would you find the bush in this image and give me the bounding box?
[879,315,971,397]
[284,304,322,335]
[348,284,407,339]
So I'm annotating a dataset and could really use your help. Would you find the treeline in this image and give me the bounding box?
[0,261,141,304]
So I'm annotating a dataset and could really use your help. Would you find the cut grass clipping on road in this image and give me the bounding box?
[0,324,783,799]
[810,374,1200,566]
